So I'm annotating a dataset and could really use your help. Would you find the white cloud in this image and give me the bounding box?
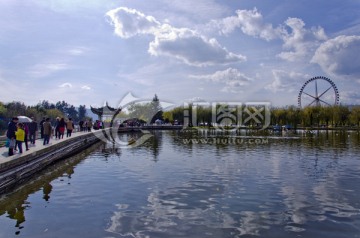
[311,35,360,77]
[341,90,360,104]
[67,46,89,56]
[277,18,327,62]
[149,25,246,66]
[265,70,308,93]
[28,63,70,78]
[59,82,73,88]
[191,68,252,92]
[106,7,246,66]
[106,7,161,38]
[81,85,91,90]
[209,8,280,41]
[207,9,327,62]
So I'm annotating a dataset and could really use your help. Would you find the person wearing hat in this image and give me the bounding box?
[6,117,18,156]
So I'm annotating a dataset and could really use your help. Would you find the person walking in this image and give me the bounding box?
[87,119,92,132]
[28,117,38,144]
[15,123,25,154]
[6,117,18,156]
[79,120,84,132]
[54,117,60,139]
[23,123,29,151]
[39,117,45,139]
[66,118,74,137]
[43,118,52,145]
[58,118,66,139]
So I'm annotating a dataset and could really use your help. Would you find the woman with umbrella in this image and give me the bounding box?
[17,116,32,150]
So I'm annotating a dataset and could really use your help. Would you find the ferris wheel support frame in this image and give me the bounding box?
[298,76,340,108]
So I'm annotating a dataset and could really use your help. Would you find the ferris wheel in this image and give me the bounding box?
[298,76,340,108]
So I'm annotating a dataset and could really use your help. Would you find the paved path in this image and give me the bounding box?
[0,131,96,166]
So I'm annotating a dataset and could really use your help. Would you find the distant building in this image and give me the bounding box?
[90,102,121,121]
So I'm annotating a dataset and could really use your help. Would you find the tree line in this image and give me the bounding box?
[161,104,360,128]
[0,95,163,132]
[2,97,360,132]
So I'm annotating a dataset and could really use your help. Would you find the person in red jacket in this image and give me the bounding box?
[58,118,66,139]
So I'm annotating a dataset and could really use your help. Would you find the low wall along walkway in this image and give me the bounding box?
[0,130,106,194]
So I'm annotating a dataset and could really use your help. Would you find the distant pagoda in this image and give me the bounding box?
[90,102,121,121]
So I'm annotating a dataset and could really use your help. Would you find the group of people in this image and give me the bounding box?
[6,117,98,157]
[78,120,95,132]
[6,117,38,156]
[51,117,75,140]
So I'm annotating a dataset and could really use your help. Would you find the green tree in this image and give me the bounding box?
[25,107,39,120]
[127,102,151,121]
[172,106,185,124]
[55,101,69,112]
[318,106,332,126]
[0,102,8,132]
[38,100,55,109]
[196,105,212,126]
[0,102,7,118]
[127,94,163,123]
[162,111,173,123]
[349,106,360,127]
[271,108,287,125]
[78,105,87,121]
[302,106,318,127]
[150,94,162,123]
[46,109,64,122]
[332,105,350,126]
[66,105,78,121]
[5,101,27,117]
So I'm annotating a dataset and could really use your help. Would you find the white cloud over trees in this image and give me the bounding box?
[311,35,360,77]
[265,70,308,93]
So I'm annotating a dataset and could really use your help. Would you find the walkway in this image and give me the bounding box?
[0,130,96,166]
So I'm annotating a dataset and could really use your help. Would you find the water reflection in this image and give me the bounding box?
[106,130,360,237]
[0,142,103,236]
[42,183,52,202]
[118,131,163,162]
[6,202,27,235]
[0,131,359,238]
[100,142,121,158]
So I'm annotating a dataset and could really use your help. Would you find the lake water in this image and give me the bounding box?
[0,130,359,238]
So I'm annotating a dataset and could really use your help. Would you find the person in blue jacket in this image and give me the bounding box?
[6,117,18,156]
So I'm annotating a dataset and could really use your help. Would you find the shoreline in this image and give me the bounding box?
[0,130,106,194]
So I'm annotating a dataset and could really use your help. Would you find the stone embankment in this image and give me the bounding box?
[0,130,106,194]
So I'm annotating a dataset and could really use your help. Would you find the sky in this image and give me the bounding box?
[1,0,360,109]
